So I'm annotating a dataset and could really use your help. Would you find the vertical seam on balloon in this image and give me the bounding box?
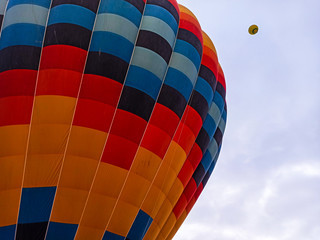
[104,1,181,237]
[13,0,54,239]
[42,1,103,239]
[74,1,149,239]
[0,0,9,38]
[139,26,206,240]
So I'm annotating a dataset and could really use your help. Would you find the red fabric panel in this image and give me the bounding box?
[110,109,147,144]
[173,194,188,218]
[149,103,180,138]
[0,70,36,97]
[40,45,87,72]
[141,124,172,158]
[181,105,202,137]
[36,69,81,97]
[0,96,33,126]
[101,134,138,170]
[186,184,203,213]
[80,74,122,106]
[177,160,194,187]
[173,122,195,154]
[73,99,115,132]
[188,144,203,169]
[179,20,203,45]
[217,65,226,90]
[184,179,197,202]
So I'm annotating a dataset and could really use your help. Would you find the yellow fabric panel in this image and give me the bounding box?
[119,171,151,207]
[58,156,98,189]
[167,178,184,205]
[153,161,177,194]
[79,193,116,229]
[156,199,174,228]
[32,95,76,124]
[50,187,89,224]
[166,211,186,240]
[67,126,107,161]
[130,147,162,181]
[106,200,139,236]
[143,222,160,240]
[158,213,176,240]
[141,184,166,218]
[27,123,70,155]
[0,189,20,226]
[91,163,127,198]
[0,155,24,190]
[0,125,28,157]
[75,226,104,240]
[162,141,186,174]
[23,153,62,187]
[178,4,198,20]
[202,31,217,56]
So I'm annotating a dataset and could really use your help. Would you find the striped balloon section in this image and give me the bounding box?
[0,0,227,239]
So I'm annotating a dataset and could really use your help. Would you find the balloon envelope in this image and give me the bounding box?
[0,0,227,239]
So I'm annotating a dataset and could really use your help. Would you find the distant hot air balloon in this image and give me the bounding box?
[0,0,227,239]
[249,24,259,35]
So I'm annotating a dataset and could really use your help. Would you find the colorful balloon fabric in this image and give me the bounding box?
[0,0,227,239]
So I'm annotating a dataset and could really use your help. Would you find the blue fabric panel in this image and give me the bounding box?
[221,108,227,122]
[7,0,51,10]
[46,222,78,240]
[164,67,193,101]
[174,39,201,68]
[18,187,56,224]
[0,225,15,239]
[0,23,44,50]
[48,4,96,30]
[144,4,178,34]
[213,92,225,112]
[127,210,153,240]
[90,31,134,63]
[102,231,125,240]
[201,150,213,172]
[125,65,162,100]
[99,0,142,27]
[202,114,216,140]
[195,77,214,106]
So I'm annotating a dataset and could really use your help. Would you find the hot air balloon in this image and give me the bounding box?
[0,0,227,239]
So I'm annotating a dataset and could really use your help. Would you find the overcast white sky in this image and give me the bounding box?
[174,0,320,239]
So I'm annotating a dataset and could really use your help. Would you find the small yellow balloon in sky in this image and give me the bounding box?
[248,24,259,35]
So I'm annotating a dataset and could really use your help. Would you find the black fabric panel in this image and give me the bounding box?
[214,127,223,147]
[178,28,202,57]
[44,23,92,50]
[0,46,41,73]
[0,15,3,32]
[16,222,48,240]
[199,65,217,92]
[189,90,209,122]
[216,81,226,100]
[195,128,211,154]
[85,52,129,84]
[124,0,145,14]
[136,30,172,64]
[193,164,206,187]
[157,84,187,119]
[148,0,179,24]
[51,0,100,12]
[118,86,155,122]
[202,170,211,187]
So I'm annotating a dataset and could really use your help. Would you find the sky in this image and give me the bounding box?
[174,0,320,239]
